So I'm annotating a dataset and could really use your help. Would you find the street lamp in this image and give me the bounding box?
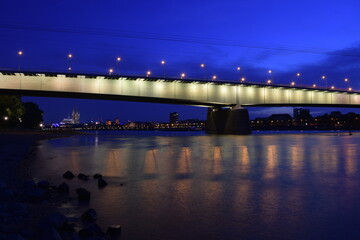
[321,75,327,89]
[68,53,73,72]
[348,87,352,91]
[200,64,206,80]
[296,73,301,85]
[109,68,113,75]
[241,77,245,82]
[331,86,335,90]
[18,51,23,71]
[212,75,217,81]
[146,71,151,77]
[291,82,295,86]
[312,84,317,88]
[267,79,272,85]
[161,60,166,77]
[268,70,273,84]
[116,57,121,74]
[181,73,185,79]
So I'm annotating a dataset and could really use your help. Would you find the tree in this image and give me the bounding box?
[0,95,25,128]
[22,102,43,129]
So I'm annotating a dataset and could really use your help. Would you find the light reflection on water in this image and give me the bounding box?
[32,132,360,240]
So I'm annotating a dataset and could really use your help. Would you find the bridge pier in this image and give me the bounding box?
[206,106,252,135]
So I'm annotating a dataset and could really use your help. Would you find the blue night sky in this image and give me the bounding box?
[0,0,360,123]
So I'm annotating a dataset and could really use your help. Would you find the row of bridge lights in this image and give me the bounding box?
[16,51,353,91]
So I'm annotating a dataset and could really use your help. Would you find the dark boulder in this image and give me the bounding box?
[57,182,69,194]
[78,173,89,181]
[81,208,97,222]
[39,212,67,230]
[37,181,50,189]
[93,173,103,179]
[62,171,75,179]
[78,223,103,237]
[76,188,91,201]
[98,178,108,188]
[106,224,122,237]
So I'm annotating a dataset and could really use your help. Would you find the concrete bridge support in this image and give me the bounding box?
[206,106,252,135]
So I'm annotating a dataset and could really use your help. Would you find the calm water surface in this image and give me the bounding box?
[31,131,360,240]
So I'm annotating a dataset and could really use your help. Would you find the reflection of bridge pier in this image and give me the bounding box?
[206,106,252,135]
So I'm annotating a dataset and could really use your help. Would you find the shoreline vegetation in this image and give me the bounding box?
[0,130,120,240]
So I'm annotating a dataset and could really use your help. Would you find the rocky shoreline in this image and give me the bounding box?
[0,131,120,240]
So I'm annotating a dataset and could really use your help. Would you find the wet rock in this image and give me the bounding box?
[38,227,62,240]
[2,233,25,240]
[106,225,122,237]
[8,202,28,216]
[98,179,108,188]
[81,208,97,222]
[76,188,91,201]
[23,187,47,202]
[39,212,67,230]
[78,173,89,181]
[78,223,103,237]
[93,173,103,179]
[57,183,69,194]
[37,181,50,189]
[63,171,75,179]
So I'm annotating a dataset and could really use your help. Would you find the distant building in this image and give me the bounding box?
[60,109,80,125]
[293,108,312,126]
[170,112,179,124]
[72,109,80,124]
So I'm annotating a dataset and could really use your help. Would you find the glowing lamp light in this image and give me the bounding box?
[268,70,272,74]
[181,73,186,79]
[161,60,165,65]
[267,79,272,84]
[200,64,205,68]
[291,82,295,86]
[18,51,23,56]
[321,75,326,79]
[313,84,316,87]
[237,67,241,71]
[39,123,44,127]
[296,73,301,77]
[68,67,72,71]
[212,75,217,80]
[146,71,151,77]
[3,116,8,121]
[68,54,73,59]
[241,77,245,82]
[331,86,335,89]
[116,57,121,62]
[109,68,113,75]
[349,87,352,91]
[344,78,349,82]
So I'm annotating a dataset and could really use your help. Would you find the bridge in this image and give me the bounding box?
[1,70,359,134]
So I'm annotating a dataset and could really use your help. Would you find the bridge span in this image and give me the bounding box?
[1,70,359,134]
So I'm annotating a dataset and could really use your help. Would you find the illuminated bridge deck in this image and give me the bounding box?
[0,70,359,107]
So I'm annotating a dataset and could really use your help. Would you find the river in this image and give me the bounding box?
[30,131,360,240]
